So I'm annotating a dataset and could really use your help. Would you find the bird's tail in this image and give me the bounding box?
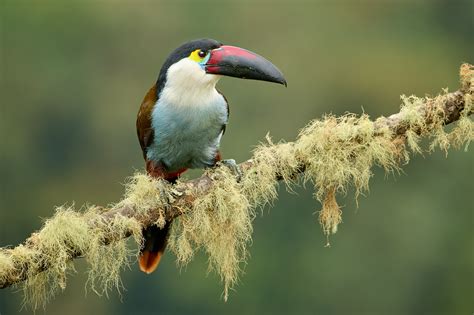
[140,160,185,274]
[139,222,171,274]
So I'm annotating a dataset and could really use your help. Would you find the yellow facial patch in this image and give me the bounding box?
[189,49,204,62]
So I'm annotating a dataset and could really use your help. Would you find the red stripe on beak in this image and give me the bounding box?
[205,45,286,86]
[206,45,257,72]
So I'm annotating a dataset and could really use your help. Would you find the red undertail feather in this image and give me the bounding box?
[139,251,163,274]
[146,160,187,181]
[139,222,172,274]
[214,151,222,164]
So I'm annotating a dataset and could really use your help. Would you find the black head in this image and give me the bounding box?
[155,38,286,95]
[156,39,222,93]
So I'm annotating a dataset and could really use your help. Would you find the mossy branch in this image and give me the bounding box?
[0,64,472,310]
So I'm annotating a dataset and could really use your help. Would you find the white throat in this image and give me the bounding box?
[159,58,221,107]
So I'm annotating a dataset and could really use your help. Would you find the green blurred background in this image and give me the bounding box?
[1,0,473,314]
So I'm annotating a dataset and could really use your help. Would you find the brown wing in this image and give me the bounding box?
[136,84,158,160]
[137,85,172,275]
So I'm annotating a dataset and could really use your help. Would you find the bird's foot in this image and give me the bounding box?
[155,180,171,227]
[218,159,243,183]
[157,183,170,204]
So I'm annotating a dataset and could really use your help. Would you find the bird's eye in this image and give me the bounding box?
[198,50,207,58]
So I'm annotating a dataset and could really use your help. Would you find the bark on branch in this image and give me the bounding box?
[0,64,472,293]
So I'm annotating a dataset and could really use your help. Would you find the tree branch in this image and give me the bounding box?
[1,64,472,299]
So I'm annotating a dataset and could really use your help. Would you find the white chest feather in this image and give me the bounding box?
[147,73,228,170]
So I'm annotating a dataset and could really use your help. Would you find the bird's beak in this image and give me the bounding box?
[205,45,287,86]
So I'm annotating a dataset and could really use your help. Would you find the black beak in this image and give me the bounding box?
[205,45,287,86]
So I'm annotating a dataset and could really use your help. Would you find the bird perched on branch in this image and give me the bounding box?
[136,38,286,274]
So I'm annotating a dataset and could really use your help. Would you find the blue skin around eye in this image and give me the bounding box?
[199,53,211,69]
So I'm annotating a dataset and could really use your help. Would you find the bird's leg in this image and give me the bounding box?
[154,179,171,228]
[157,181,170,204]
[218,159,243,183]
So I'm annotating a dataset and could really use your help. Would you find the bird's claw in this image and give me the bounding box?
[152,180,172,228]
[219,159,243,183]
[157,180,171,206]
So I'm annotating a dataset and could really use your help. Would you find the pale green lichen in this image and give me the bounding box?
[5,174,164,310]
[293,82,473,238]
[448,93,473,151]
[0,249,16,286]
[405,129,422,155]
[3,65,472,310]
[14,206,142,310]
[397,90,473,154]
[167,135,301,300]
[295,113,400,235]
[242,134,299,207]
[22,207,92,309]
[297,114,399,199]
[460,63,473,93]
[166,78,472,298]
[318,187,342,239]
[168,167,251,301]
[85,214,142,297]
[117,173,169,227]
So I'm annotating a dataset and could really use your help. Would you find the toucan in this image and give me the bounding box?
[136,38,286,274]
